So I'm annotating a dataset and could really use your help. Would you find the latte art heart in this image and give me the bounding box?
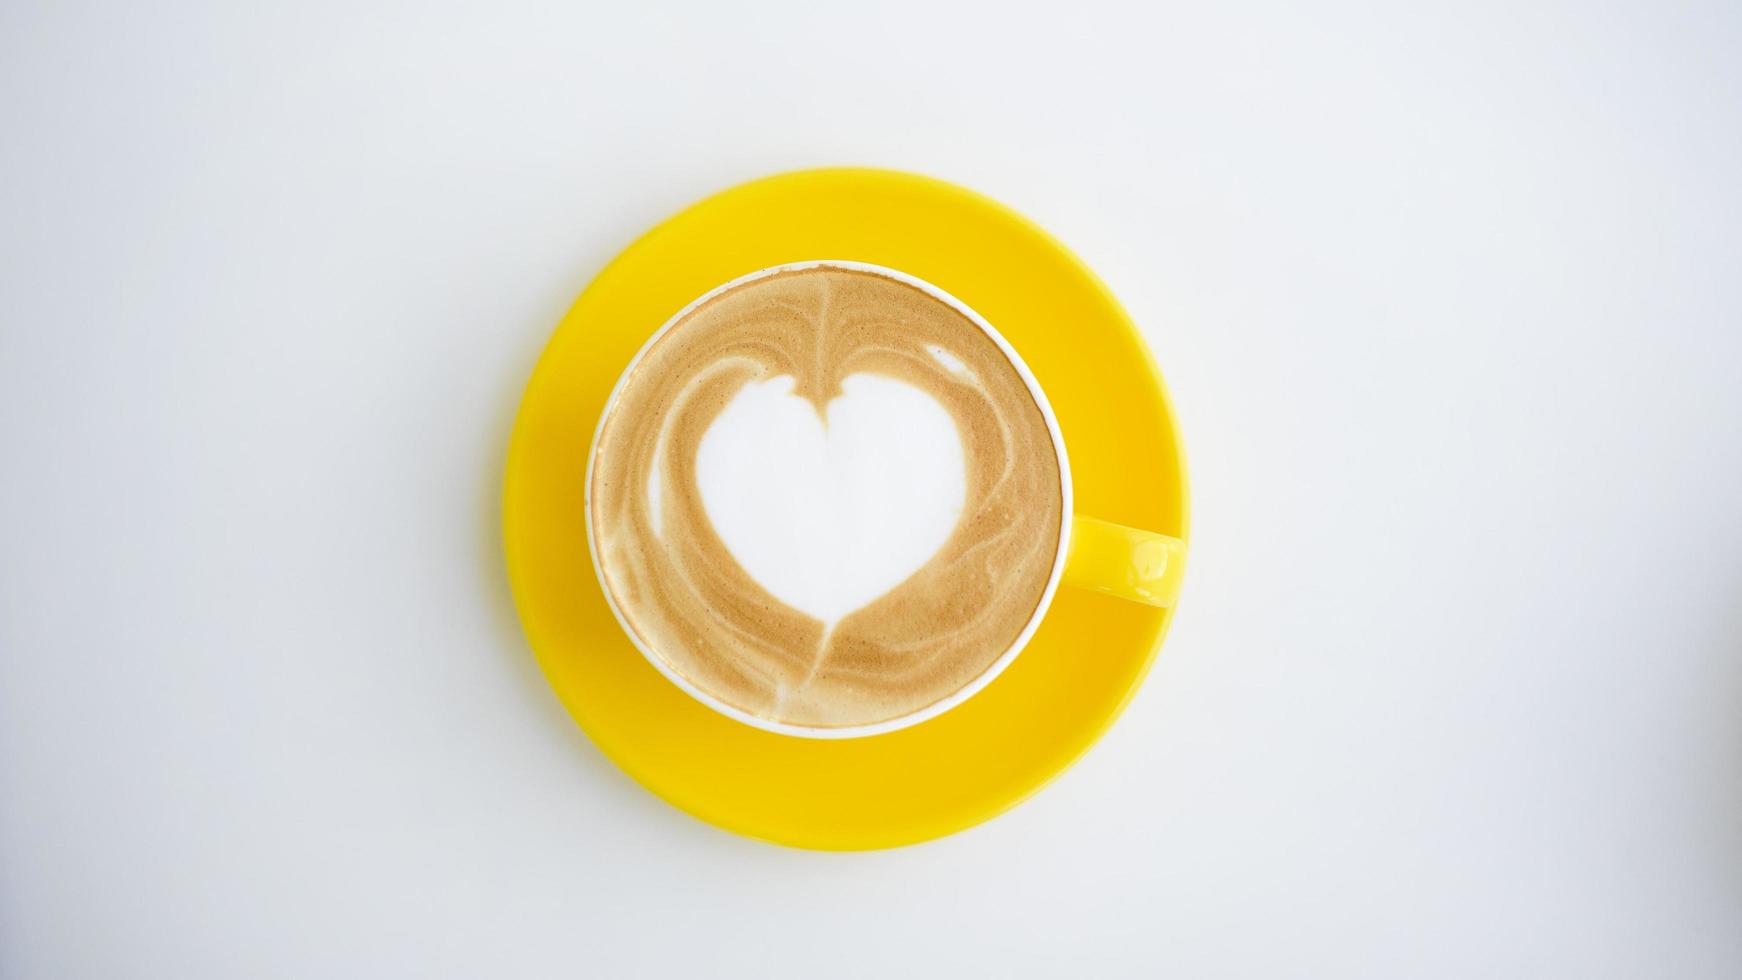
[694,374,966,624]
[590,266,1063,730]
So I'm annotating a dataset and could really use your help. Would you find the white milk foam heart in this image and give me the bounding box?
[686,372,966,624]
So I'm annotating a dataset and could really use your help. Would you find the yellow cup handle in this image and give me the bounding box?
[1061,516,1188,608]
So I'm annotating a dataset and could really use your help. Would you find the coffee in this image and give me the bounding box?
[589,265,1064,730]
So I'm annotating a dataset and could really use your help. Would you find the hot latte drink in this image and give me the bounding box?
[589,265,1064,731]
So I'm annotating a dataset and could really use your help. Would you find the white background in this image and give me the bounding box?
[3,2,1739,977]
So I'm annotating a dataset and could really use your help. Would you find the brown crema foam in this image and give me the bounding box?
[589,266,1063,729]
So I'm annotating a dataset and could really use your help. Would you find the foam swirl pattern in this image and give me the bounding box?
[590,267,1063,729]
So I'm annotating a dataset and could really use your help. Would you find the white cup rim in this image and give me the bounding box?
[584,260,1074,739]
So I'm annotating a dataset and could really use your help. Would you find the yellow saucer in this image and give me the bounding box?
[503,168,1189,850]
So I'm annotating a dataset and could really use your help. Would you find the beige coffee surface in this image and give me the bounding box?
[589,267,1063,729]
